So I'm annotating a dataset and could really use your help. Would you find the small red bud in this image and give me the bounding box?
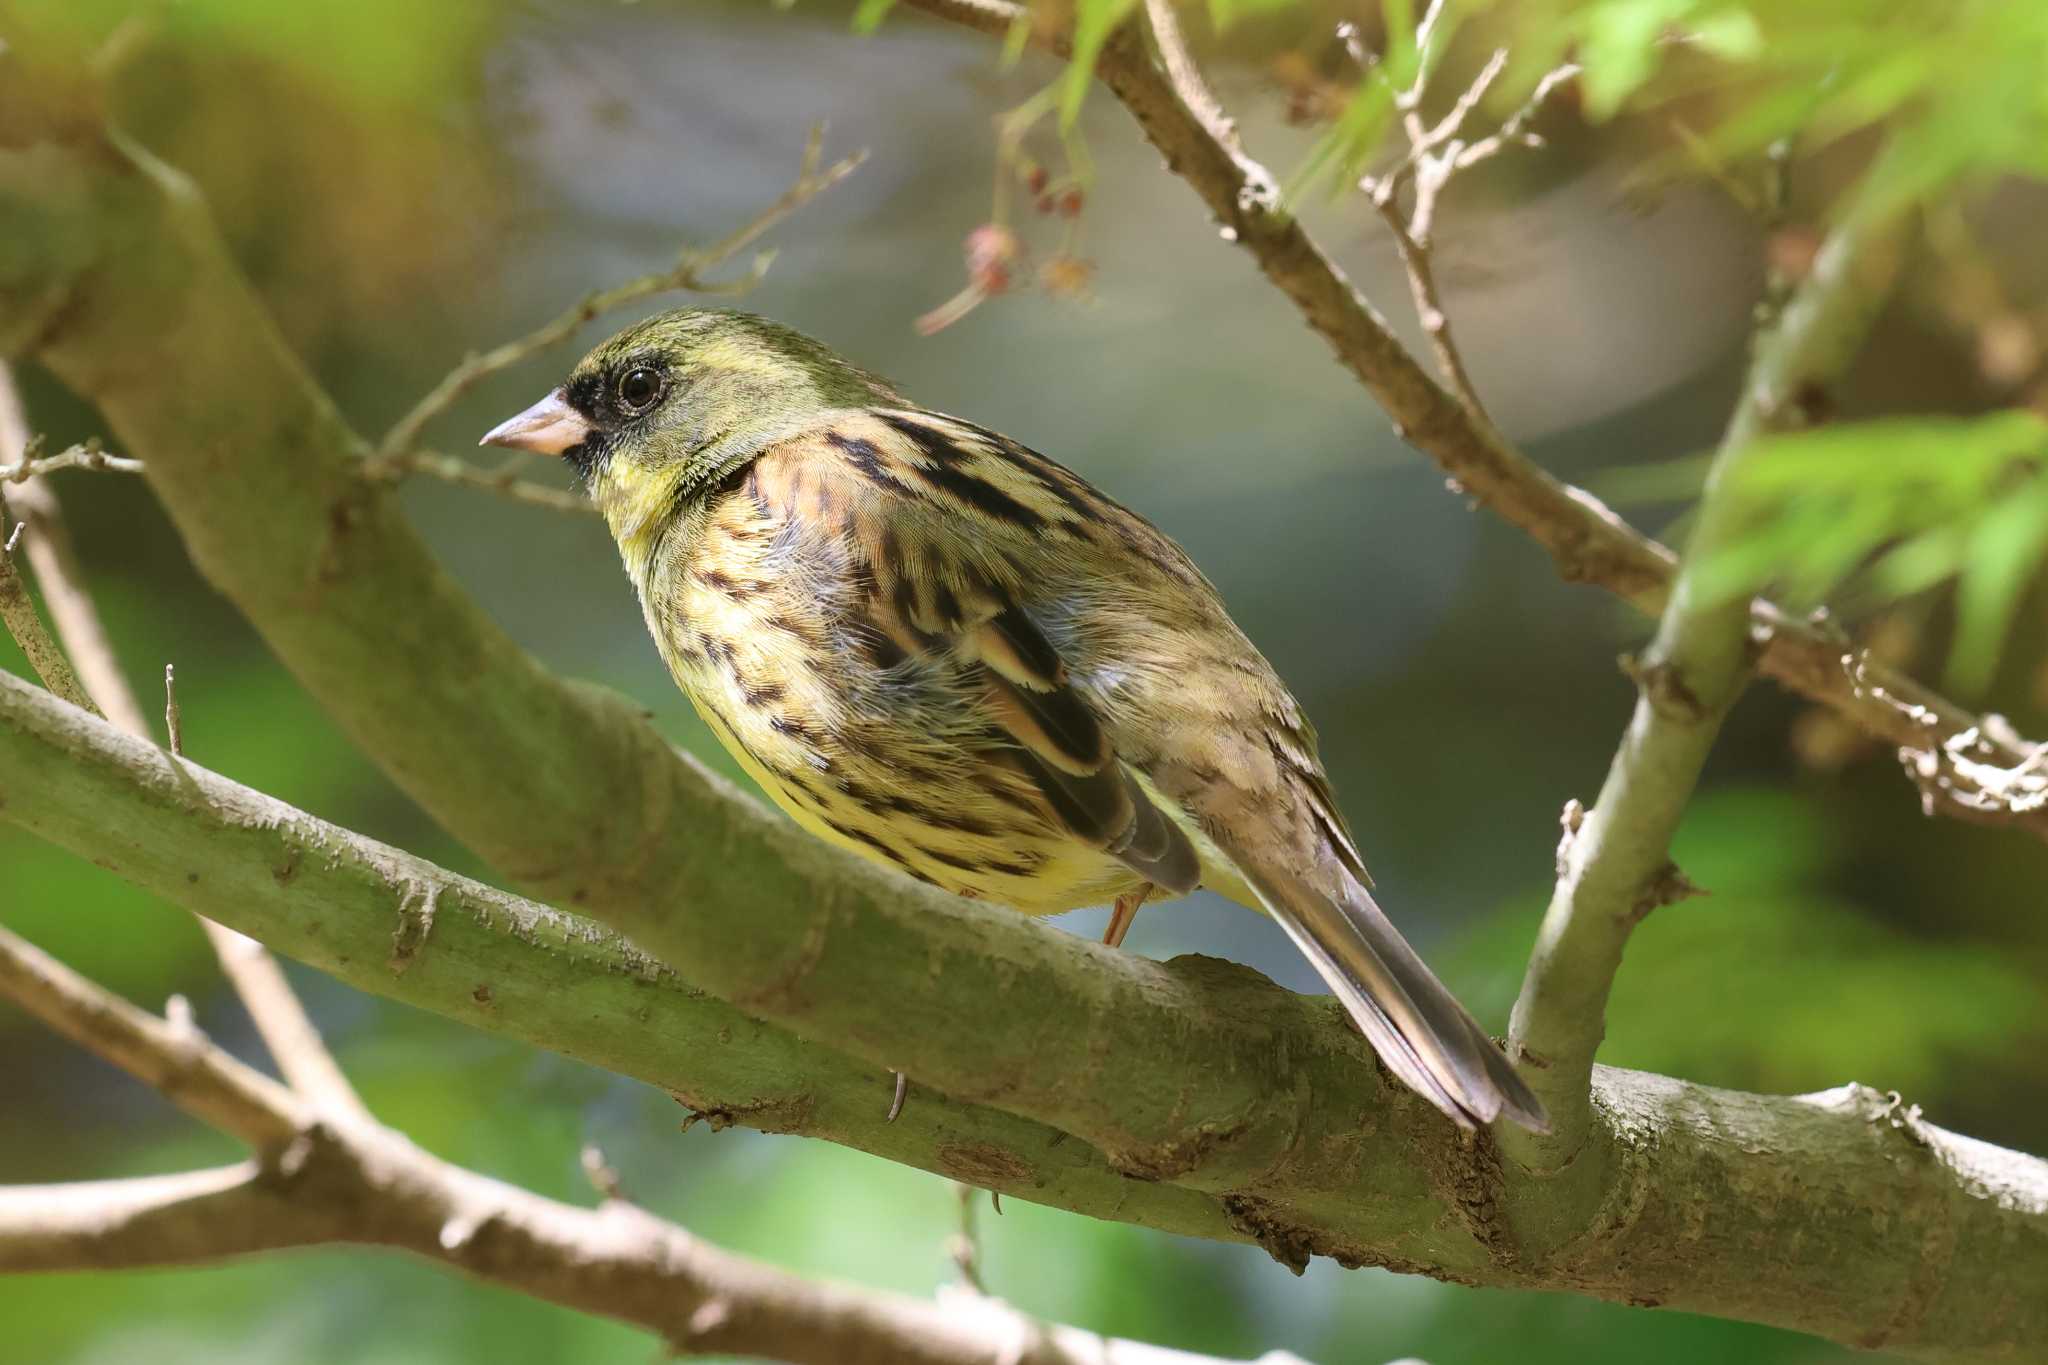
[964,224,1020,296]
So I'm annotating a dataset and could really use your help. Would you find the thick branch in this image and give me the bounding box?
[1507,202,1909,1163]
[0,666,1233,1245]
[6,669,2048,1359]
[899,0,2048,841]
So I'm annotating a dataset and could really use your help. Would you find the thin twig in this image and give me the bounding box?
[0,442,144,484]
[0,499,93,711]
[1141,0,1238,154]
[1361,33,1577,428]
[0,373,137,724]
[373,126,866,464]
[370,448,596,516]
[1455,62,1582,173]
[163,663,182,754]
[1372,200,1494,425]
[948,1181,988,1294]
[0,926,303,1149]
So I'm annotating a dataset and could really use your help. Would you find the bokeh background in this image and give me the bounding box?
[4,2,2046,1362]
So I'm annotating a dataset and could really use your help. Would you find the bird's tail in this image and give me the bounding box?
[1242,863,1548,1131]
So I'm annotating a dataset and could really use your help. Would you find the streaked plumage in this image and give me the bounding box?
[484,309,1545,1131]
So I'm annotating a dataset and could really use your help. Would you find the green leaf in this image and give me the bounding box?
[851,0,897,34]
[1207,0,1295,30]
[1688,412,2048,624]
[1687,5,1764,60]
[1576,0,1693,119]
[1059,0,1140,130]
[1946,478,2048,695]
[1279,73,1396,207]
[1730,412,2048,493]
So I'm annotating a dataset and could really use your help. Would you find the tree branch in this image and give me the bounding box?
[6,667,2048,1359]
[0,925,302,1149]
[0,361,373,1124]
[6,66,2048,1359]
[0,441,144,484]
[0,946,1306,1365]
[0,665,1234,1247]
[898,0,2048,842]
[369,448,596,515]
[1506,196,1910,1164]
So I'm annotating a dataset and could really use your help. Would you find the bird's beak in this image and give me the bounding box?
[480,390,592,457]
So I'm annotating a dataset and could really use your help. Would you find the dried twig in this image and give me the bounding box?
[373,448,595,515]
[372,125,865,466]
[0,440,144,484]
[162,663,183,755]
[1361,38,1579,427]
[0,926,302,1149]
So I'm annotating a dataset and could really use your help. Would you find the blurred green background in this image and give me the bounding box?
[3,1,2046,1362]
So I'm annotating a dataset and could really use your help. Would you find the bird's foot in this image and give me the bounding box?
[1102,884,1155,949]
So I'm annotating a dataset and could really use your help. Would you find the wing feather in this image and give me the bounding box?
[832,416,1201,897]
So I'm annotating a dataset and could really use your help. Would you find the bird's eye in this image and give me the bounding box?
[616,366,663,413]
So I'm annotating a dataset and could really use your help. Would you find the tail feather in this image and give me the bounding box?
[1242,863,1548,1132]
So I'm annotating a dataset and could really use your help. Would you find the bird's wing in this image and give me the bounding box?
[785,404,1541,1131]
[769,407,1200,895]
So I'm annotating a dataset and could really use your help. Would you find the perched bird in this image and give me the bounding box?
[483,309,1545,1131]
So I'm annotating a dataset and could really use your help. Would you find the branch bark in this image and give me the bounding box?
[898,0,2048,842]
[5,669,2048,1360]
[1507,193,1910,1164]
[0,665,1231,1243]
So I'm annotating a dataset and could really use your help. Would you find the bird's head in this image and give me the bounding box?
[481,308,897,557]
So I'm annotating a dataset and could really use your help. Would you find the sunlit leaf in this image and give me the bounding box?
[1208,0,1296,30]
[1060,0,1141,129]
[1947,479,2048,694]
[851,0,897,34]
[1280,74,1397,206]
[1677,412,2048,693]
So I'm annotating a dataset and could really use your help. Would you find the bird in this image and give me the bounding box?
[482,308,1546,1132]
